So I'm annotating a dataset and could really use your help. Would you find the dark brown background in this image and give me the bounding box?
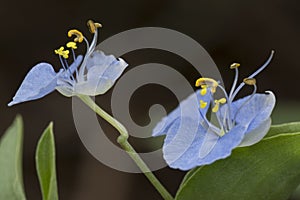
[0,0,299,199]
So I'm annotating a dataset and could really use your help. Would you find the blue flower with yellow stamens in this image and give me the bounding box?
[8,20,128,106]
[152,51,276,170]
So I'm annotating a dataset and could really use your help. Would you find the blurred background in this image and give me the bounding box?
[0,0,299,199]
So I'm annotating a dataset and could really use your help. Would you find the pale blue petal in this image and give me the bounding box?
[8,63,61,106]
[246,91,275,132]
[74,52,128,96]
[55,56,83,97]
[163,117,247,170]
[56,80,75,97]
[238,118,271,147]
[229,91,276,132]
[152,90,212,136]
[163,117,204,169]
[86,51,117,70]
[74,77,113,95]
[86,57,128,85]
[197,124,246,165]
[198,128,220,158]
[153,90,275,170]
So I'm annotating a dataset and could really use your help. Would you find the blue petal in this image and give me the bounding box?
[8,63,61,106]
[155,90,276,170]
[86,51,120,70]
[198,127,220,158]
[229,91,276,132]
[74,51,128,96]
[74,77,113,95]
[56,79,75,97]
[55,56,83,97]
[87,54,128,84]
[238,118,271,147]
[163,117,247,170]
[152,90,212,136]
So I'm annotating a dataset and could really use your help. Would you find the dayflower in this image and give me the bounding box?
[152,51,276,170]
[8,20,128,106]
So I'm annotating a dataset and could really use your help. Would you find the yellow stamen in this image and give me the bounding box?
[54,47,69,59]
[66,41,77,49]
[200,87,207,96]
[68,29,84,43]
[195,78,218,94]
[212,101,220,113]
[230,63,240,69]
[200,100,207,109]
[87,20,102,33]
[195,78,218,88]
[212,98,226,113]
[218,98,227,104]
[243,78,256,85]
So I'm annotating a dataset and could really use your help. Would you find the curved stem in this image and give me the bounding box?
[77,95,174,200]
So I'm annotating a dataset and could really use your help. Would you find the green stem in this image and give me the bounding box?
[78,95,174,200]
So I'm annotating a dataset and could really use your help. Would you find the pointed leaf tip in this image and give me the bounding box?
[36,122,58,200]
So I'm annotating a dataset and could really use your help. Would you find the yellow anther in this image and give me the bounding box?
[68,29,84,43]
[195,78,218,88]
[230,63,240,69]
[217,98,227,104]
[212,102,220,113]
[200,100,207,109]
[196,78,218,94]
[66,41,77,49]
[87,20,102,33]
[243,78,256,85]
[54,47,69,59]
[200,87,207,96]
[212,98,226,113]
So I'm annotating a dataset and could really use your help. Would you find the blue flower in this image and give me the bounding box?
[8,20,128,106]
[152,51,276,170]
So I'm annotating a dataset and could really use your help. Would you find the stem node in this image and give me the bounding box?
[78,95,174,200]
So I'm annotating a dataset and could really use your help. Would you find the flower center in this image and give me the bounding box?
[54,20,102,83]
[195,50,274,137]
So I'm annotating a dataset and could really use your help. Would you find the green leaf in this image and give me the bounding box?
[35,122,58,200]
[178,167,201,191]
[266,122,300,138]
[176,132,300,200]
[0,115,26,200]
[181,167,200,184]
